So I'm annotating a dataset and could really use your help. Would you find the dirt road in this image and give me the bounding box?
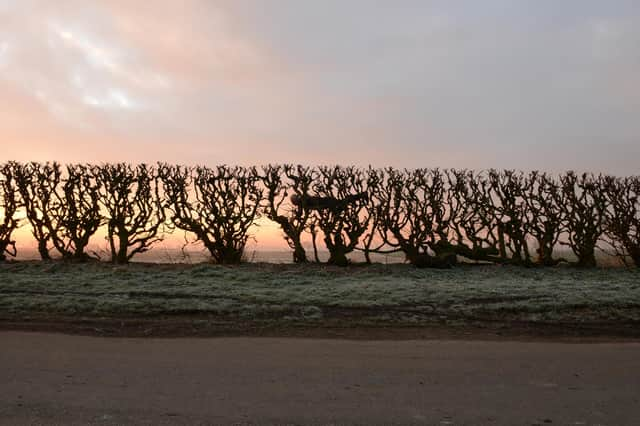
[1,332,639,425]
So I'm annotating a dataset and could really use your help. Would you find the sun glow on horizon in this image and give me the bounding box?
[8,211,290,260]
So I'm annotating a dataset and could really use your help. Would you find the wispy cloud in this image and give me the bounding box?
[0,0,639,173]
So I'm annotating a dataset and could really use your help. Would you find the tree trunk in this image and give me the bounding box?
[363,248,372,264]
[576,247,597,267]
[324,234,350,266]
[327,248,349,266]
[116,231,129,264]
[497,225,507,260]
[208,244,244,264]
[71,250,89,262]
[310,225,320,263]
[292,240,307,263]
[273,215,307,264]
[629,246,640,267]
[114,247,129,264]
[37,239,51,261]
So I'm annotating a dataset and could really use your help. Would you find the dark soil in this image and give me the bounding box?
[2,311,639,341]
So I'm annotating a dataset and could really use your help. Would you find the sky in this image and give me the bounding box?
[1,0,639,175]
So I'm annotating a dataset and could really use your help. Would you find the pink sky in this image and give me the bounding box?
[2,1,638,173]
[2,1,639,253]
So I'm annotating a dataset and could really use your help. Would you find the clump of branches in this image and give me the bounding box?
[603,175,640,267]
[522,172,565,266]
[14,162,62,260]
[0,162,20,261]
[94,163,165,264]
[446,169,502,263]
[487,170,532,265]
[15,162,102,261]
[53,164,103,261]
[560,172,608,267]
[311,166,370,266]
[376,168,458,268]
[5,161,640,269]
[357,167,385,264]
[160,164,263,264]
[261,164,315,263]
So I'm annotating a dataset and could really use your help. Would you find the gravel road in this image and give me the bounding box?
[1,332,639,425]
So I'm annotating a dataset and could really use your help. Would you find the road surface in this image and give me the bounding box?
[1,332,639,425]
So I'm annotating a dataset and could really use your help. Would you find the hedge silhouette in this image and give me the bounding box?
[603,175,640,267]
[159,164,262,264]
[261,164,315,263]
[0,162,20,261]
[14,162,60,260]
[1,162,638,267]
[94,163,165,264]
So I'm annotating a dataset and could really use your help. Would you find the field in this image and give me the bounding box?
[1,261,639,338]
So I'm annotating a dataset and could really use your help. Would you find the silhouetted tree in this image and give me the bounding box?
[50,164,103,261]
[487,170,532,265]
[95,163,165,264]
[9,160,640,270]
[560,172,608,267]
[0,162,20,261]
[377,168,457,268]
[17,163,101,261]
[358,167,386,264]
[312,166,369,266]
[423,168,464,262]
[523,171,565,266]
[14,162,62,260]
[603,175,640,267]
[161,164,263,264]
[446,169,502,262]
[261,164,315,263]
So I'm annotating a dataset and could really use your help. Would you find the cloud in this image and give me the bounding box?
[0,0,300,163]
[0,1,639,173]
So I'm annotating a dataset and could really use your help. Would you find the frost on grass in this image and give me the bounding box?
[0,262,639,324]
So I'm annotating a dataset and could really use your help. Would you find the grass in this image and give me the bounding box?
[1,261,639,328]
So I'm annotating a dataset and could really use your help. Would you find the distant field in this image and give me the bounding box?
[1,261,639,337]
[12,246,407,264]
[12,245,624,267]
